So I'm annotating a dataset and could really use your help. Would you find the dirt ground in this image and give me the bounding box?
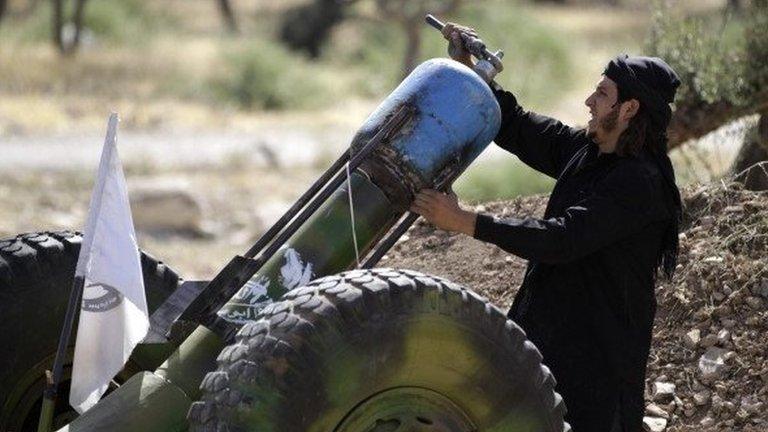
[384,181,768,432]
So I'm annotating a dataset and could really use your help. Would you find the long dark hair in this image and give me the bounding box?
[615,88,682,279]
[614,89,666,158]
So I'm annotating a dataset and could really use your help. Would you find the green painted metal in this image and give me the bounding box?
[217,171,398,324]
[56,372,191,432]
[334,387,476,432]
[56,327,223,431]
[154,326,225,399]
[36,396,55,432]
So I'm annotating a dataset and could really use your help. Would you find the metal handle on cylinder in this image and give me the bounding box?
[424,13,505,82]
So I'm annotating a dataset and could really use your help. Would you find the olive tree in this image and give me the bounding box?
[648,0,768,189]
[372,0,462,78]
[217,0,238,33]
[52,0,88,55]
[279,0,463,76]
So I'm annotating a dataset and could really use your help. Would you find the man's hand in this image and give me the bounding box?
[410,189,477,236]
[441,22,477,68]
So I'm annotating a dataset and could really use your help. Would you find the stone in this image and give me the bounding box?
[130,181,205,237]
[712,394,725,412]
[699,347,729,382]
[759,279,768,298]
[741,396,764,414]
[700,216,715,228]
[713,291,725,302]
[700,417,715,427]
[694,389,711,406]
[673,395,684,409]
[643,416,667,432]
[722,318,737,329]
[717,329,731,344]
[652,382,676,404]
[683,329,701,349]
[646,403,670,419]
[745,296,763,310]
[700,333,719,348]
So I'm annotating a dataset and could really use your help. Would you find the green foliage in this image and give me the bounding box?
[83,0,170,43]
[742,1,768,101]
[210,40,333,110]
[0,0,170,44]
[455,158,555,201]
[460,1,573,111]
[646,1,768,108]
[330,0,573,110]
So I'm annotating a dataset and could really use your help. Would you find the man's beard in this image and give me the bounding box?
[587,105,620,141]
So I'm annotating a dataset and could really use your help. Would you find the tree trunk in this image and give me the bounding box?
[726,0,742,14]
[0,0,7,25]
[217,0,238,34]
[69,0,88,54]
[401,19,421,80]
[731,113,768,191]
[52,0,65,54]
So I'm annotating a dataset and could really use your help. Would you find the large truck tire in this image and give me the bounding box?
[0,231,181,432]
[188,268,569,432]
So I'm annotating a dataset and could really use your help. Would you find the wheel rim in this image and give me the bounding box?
[1,351,76,432]
[2,352,139,432]
[335,387,477,432]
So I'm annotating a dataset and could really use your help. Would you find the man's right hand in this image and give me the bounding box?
[441,22,477,68]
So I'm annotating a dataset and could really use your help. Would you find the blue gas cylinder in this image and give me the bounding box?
[353,58,502,208]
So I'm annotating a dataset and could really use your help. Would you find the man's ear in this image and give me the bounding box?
[621,99,640,121]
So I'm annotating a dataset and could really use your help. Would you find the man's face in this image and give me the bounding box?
[584,76,622,149]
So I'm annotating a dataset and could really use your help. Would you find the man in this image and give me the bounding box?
[410,24,683,432]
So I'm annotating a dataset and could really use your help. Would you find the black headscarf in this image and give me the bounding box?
[604,54,682,279]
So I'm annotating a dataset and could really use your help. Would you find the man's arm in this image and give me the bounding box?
[493,87,589,179]
[413,163,670,263]
[472,163,669,263]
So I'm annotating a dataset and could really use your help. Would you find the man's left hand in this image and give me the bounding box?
[410,189,477,236]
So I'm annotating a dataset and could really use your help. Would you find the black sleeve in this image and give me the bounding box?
[493,87,590,179]
[473,162,670,263]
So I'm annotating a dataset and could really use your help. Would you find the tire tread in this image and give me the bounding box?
[189,269,569,432]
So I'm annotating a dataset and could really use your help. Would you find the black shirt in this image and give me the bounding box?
[474,89,673,432]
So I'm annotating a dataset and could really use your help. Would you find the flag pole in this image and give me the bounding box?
[37,275,86,432]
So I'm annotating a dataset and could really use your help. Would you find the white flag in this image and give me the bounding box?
[69,113,149,414]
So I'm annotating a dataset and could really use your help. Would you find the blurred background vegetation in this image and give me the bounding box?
[0,0,766,201]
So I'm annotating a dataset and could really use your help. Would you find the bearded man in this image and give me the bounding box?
[410,24,683,432]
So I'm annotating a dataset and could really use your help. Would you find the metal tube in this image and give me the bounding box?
[244,151,350,258]
[246,105,410,260]
[362,212,419,269]
[39,275,85,432]
[250,106,411,263]
[176,105,413,334]
[425,14,445,31]
[214,171,398,327]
